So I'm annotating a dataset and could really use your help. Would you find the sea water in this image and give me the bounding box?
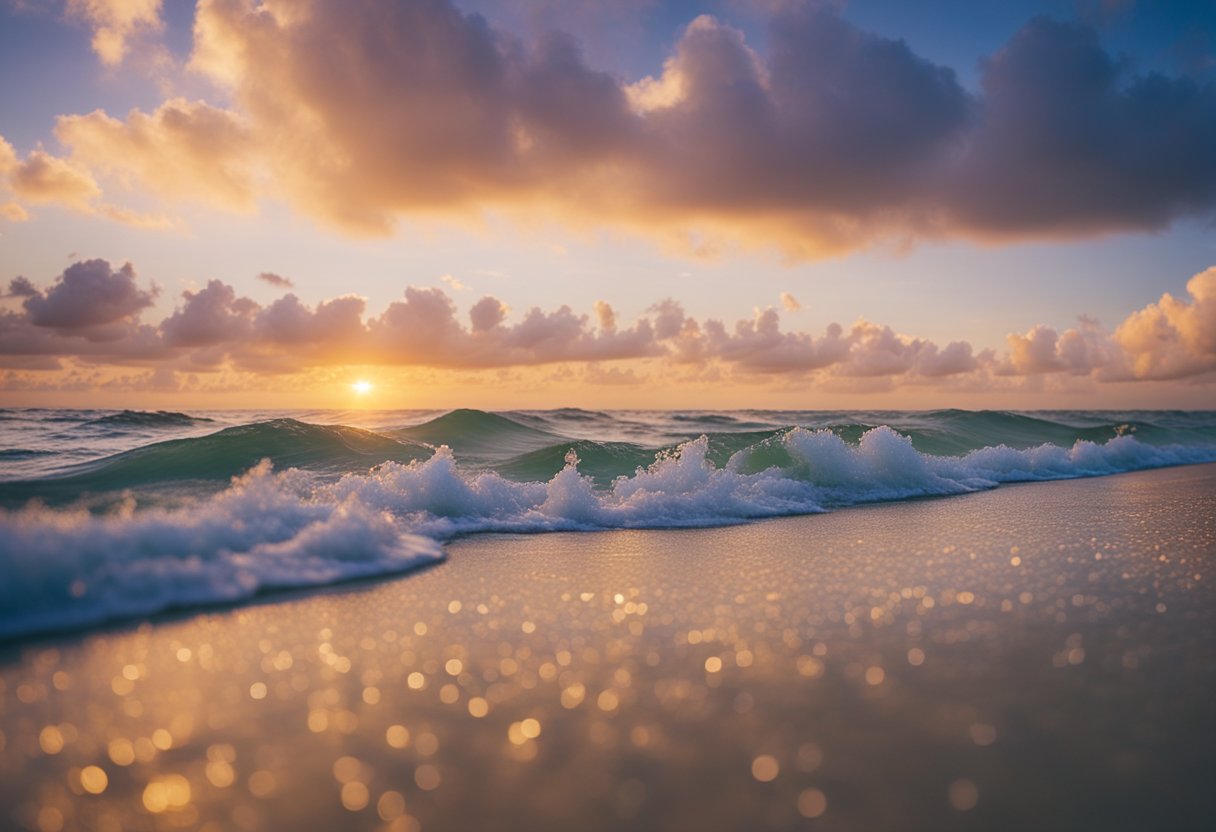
[2,408,1214,639]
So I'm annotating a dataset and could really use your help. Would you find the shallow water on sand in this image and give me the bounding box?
[1,463,1212,831]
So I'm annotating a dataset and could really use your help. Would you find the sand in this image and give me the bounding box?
[1,463,1213,832]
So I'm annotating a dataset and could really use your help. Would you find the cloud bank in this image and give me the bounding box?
[4,0,1212,256]
[3,259,1213,392]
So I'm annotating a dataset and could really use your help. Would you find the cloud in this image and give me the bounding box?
[161,279,256,348]
[998,271,1216,383]
[0,260,164,367]
[469,296,508,332]
[22,1,1213,256]
[3,258,1214,390]
[185,0,648,234]
[0,137,18,173]
[5,277,38,298]
[1113,267,1216,379]
[55,99,257,210]
[582,363,643,386]
[20,258,155,332]
[0,203,30,222]
[223,293,368,372]
[1006,324,1067,374]
[0,135,172,227]
[8,149,101,209]
[683,307,853,373]
[0,310,74,367]
[256,271,293,289]
[627,8,969,219]
[1003,319,1121,378]
[365,288,660,368]
[255,294,366,345]
[594,300,616,333]
[66,0,163,66]
[839,321,981,378]
[948,17,1216,237]
[655,308,983,378]
[780,292,800,311]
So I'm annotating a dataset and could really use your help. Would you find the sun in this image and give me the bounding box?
[352,380,373,395]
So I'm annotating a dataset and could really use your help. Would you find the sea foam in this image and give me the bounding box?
[0,462,442,639]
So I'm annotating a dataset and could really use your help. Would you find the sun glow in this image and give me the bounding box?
[352,380,373,395]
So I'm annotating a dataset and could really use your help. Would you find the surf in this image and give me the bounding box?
[2,407,1214,640]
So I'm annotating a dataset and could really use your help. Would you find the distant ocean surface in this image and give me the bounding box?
[2,408,1215,640]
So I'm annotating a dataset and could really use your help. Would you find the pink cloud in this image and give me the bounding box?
[17,1,1208,257]
[3,259,1214,392]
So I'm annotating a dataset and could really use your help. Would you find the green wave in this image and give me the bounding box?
[6,409,1213,509]
[494,429,790,485]
[0,419,431,506]
[391,408,566,461]
[893,410,1186,455]
[495,440,656,485]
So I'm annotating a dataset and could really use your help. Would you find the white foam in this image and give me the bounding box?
[328,428,1215,532]
[780,426,973,503]
[0,461,443,639]
[332,439,826,535]
[3,429,1213,639]
[933,432,1214,485]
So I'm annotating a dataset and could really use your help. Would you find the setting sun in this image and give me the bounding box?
[352,380,373,395]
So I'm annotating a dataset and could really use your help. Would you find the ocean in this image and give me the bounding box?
[2,408,1215,641]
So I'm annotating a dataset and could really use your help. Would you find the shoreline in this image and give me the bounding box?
[4,459,1215,650]
[1,462,1213,831]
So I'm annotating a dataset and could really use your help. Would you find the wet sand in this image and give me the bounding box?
[2,463,1213,831]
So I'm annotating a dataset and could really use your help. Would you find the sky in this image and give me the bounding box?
[0,0,1213,409]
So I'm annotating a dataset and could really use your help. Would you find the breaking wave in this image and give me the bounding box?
[0,462,442,640]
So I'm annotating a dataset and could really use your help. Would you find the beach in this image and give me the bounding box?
[1,461,1212,831]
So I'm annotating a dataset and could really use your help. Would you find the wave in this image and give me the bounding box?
[667,412,782,432]
[0,419,433,505]
[712,409,1215,456]
[342,428,1213,539]
[511,407,613,425]
[3,425,1213,640]
[509,407,1216,456]
[82,410,213,429]
[0,448,58,459]
[892,409,1170,455]
[391,408,566,460]
[495,439,656,485]
[492,430,787,485]
[0,409,98,423]
[0,462,442,640]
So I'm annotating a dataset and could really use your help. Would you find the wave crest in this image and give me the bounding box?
[0,461,442,640]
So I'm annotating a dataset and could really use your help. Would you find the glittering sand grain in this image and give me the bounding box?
[2,463,1213,831]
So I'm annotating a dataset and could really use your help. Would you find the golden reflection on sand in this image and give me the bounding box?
[0,464,1213,831]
